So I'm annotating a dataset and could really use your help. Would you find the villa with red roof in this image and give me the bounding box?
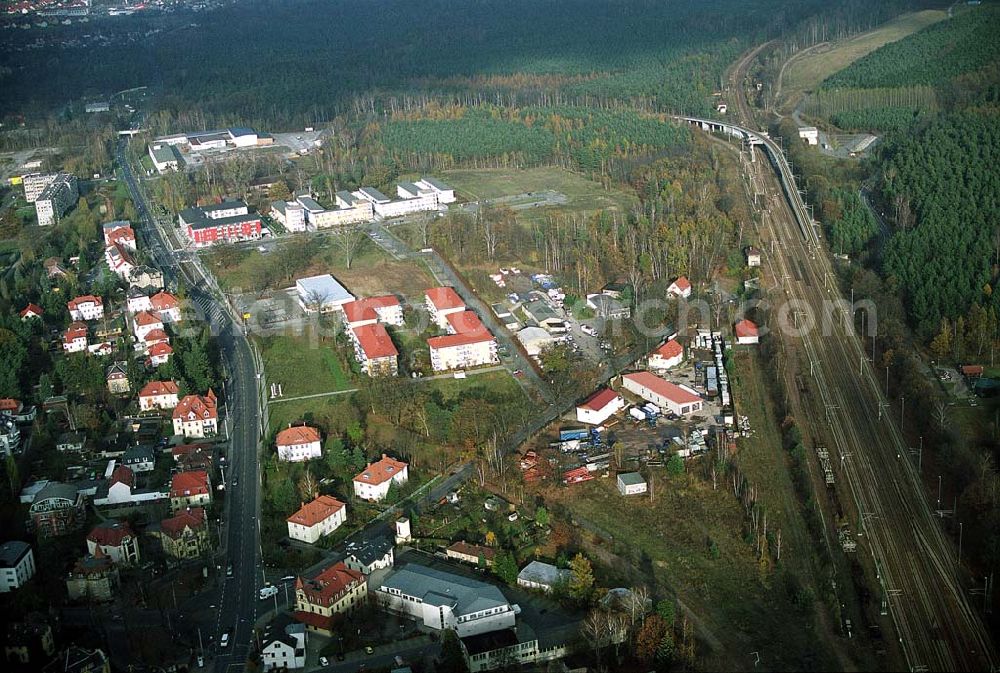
[150,292,181,323]
[294,561,367,635]
[86,521,140,566]
[648,338,684,371]
[139,381,180,412]
[276,424,322,462]
[425,286,465,329]
[350,323,399,377]
[19,303,43,320]
[132,311,164,342]
[155,507,209,561]
[169,470,212,510]
[172,391,218,438]
[428,311,497,372]
[576,388,625,426]
[63,322,89,353]
[149,342,174,367]
[353,454,408,502]
[622,371,703,416]
[105,241,136,279]
[67,295,104,321]
[102,221,136,248]
[734,319,759,345]
[287,495,347,543]
[667,276,692,299]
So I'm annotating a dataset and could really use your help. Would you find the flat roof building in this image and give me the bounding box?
[295,274,354,313]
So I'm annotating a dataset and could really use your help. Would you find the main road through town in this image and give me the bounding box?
[718,45,997,671]
[116,139,264,673]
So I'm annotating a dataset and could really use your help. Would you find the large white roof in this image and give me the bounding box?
[295,274,353,307]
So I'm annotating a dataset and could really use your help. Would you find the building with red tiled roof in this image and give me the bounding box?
[734,319,759,345]
[667,276,692,298]
[350,323,398,377]
[353,454,408,502]
[564,466,593,485]
[649,338,684,371]
[427,326,497,373]
[341,295,403,329]
[139,380,180,411]
[576,388,625,426]
[19,303,43,320]
[425,287,465,328]
[86,521,140,566]
[132,310,163,341]
[169,470,212,510]
[172,392,218,438]
[156,507,209,561]
[446,541,496,567]
[63,322,88,353]
[150,292,181,323]
[294,561,367,635]
[105,241,136,279]
[149,341,173,366]
[622,371,703,417]
[67,295,104,321]
[286,495,347,543]
[276,424,322,462]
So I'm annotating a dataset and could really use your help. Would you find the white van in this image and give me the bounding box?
[259,585,278,600]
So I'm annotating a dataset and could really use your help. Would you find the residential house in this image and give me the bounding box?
[374,563,516,637]
[575,388,625,426]
[105,241,136,279]
[428,313,497,372]
[446,541,496,567]
[68,295,105,322]
[746,246,762,267]
[102,221,136,248]
[351,323,399,377]
[516,561,571,593]
[648,339,683,371]
[294,561,367,636]
[170,470,212,510]
[129,266,164,292]
[0,414,20,457]
[63,322,88,353]
[0,541,36,592]
[19,303,43,320]
[425,287,466,329]
[150,291,181,323]
[132,311,163,342]
[260,623,307,671]
[353,454,408,502]
[172,392,218,438]
[343,536,394,575]
[621,372,703,416]
[617,472,647,496]
[276,424,322,462]
[121,445,156,473]
[43,257,68,280]
[667,276,692,298]
[56,432,85,452]
[127,287,153,313]
[286,495,347,544]
[105,362,130,395]
[734,319,759,345]
[586,294,630,320]
[148,342,173,366]
[65,549,119,602]
[93,465,166,507]
[155,507,209,561]
[28,481,87,538]
[139,380,180,411]
[86,521,140,566]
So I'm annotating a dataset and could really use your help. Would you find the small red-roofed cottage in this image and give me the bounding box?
[139,380,180,411]
[132,311,164,342]
[649,338,684,371]
[86,520,140,566]
[19,303,43,321]
[564,466,593,485]
[667,276,692,299]
[149,341,174,367]
[576,388,625,426]
[276,424,322,462]
[353,454,408,502]
[170,470,212,510]
[172,392,218,438]
[287,495,347,543]
[734,319,759,345]
[63,322,89,353]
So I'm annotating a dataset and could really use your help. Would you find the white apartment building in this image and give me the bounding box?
[132,311,164,342]
[35,173,79,226]
[270,200,307,232]
[63,323,89,353]
[172,393,219,438]
[415,177,456,204]
[286,495,347,544]
[22,172,57,203]
[67,296,104,321]
[354,185,439,218]
[375,563,517,638]
[428,332,498,372]
[0,541,36,593]
[351,323,399,377]
[275,425,322,462]
[425,287,466,329]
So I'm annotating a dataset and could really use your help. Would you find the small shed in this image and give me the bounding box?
[617,472,647,496]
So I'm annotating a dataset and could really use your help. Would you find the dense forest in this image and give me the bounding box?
[0,0,932,127]
[881,112,1000,333]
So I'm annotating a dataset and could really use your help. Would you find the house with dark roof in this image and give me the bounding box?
[29,482,85,538]
[344,536,394,575]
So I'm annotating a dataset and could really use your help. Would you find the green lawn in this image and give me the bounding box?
[258,333,353,398]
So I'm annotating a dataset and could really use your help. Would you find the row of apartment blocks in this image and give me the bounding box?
[271,178,457,232]
[23,172,79,226]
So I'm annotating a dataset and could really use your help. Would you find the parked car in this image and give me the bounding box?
[259,585,278,600]
[226,564,233,577]
[319,656,329,666]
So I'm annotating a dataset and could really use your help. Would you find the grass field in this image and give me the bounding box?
[258,333,353,398]
[779,10,947,111]
[441,166,638,222]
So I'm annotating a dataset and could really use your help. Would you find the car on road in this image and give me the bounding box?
[318,656,329,666]
[364,646,374,654]
[259,585,279,600]
[220,631,230,648]
[226,564,234,577]
[197,655,204,668]
[280,575,296,582]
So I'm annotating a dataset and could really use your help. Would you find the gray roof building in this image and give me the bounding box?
[379,563,509,616]
[516,561,570,591]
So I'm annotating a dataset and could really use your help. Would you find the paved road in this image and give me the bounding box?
[725,48,996,672]
[117,139,265,673]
